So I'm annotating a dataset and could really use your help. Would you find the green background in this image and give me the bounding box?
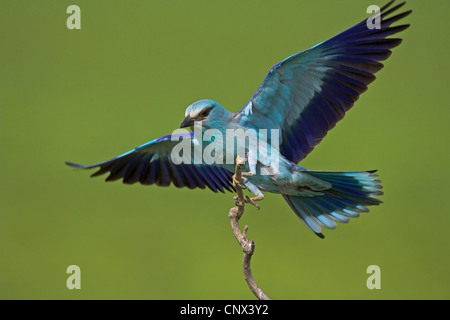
[1,0,448,300]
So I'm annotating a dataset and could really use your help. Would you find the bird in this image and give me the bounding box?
[66,1,411,238]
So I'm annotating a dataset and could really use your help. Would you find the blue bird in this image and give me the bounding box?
[66,1,411,238]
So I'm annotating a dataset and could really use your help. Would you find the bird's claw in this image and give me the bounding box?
[245,195,264,210]
[234,195,264,210]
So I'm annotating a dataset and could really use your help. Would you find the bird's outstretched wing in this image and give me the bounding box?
[235,0,411,163]
[66,132,235,193]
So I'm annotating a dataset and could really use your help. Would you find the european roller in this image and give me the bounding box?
[67,1,411,238]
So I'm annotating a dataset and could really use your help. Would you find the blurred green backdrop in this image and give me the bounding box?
[1,0,449,300]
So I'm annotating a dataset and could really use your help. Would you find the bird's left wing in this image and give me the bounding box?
[235,0,411,163]
[66,132,235,193]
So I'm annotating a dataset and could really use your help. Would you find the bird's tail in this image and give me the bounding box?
[283,170,383,238]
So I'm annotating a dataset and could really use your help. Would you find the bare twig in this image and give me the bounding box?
[228,155,270,300]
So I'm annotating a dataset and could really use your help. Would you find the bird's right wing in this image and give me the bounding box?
[66,132,235,193]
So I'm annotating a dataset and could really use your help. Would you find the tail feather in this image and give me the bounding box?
[284,170,383,238]
[284,195,326,238]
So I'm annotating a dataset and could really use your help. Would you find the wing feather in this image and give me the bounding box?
[235,0,411,163]
[66,132,235,193]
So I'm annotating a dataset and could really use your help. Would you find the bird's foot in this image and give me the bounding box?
[242,172,255,178]
[233,170,261,209]
[234,195,264,210]
[232,171,254,188]
[244,195,264,210]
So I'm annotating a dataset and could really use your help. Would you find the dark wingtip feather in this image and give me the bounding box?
[91,167,108,177]
[382,1,407,17]
[65,161,91,169]
[380,0,396,12]
[105,173,122,182]
[384,11,412,26]
[65,161,80,168]
[316,232,326,239]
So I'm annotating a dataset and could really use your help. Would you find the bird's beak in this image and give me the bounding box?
[180,115,194,128]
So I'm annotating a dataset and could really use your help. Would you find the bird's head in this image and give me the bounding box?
[180,99,230,131]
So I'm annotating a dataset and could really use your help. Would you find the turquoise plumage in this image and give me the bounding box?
[67,1,411,238]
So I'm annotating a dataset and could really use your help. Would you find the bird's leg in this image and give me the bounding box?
[232,156,264,209]
[233,172,261,207]
[242,179,264,210]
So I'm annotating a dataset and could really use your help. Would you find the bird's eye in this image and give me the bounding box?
[200,108,212,118]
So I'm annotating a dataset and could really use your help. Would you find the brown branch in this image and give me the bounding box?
[228,155,270,300]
